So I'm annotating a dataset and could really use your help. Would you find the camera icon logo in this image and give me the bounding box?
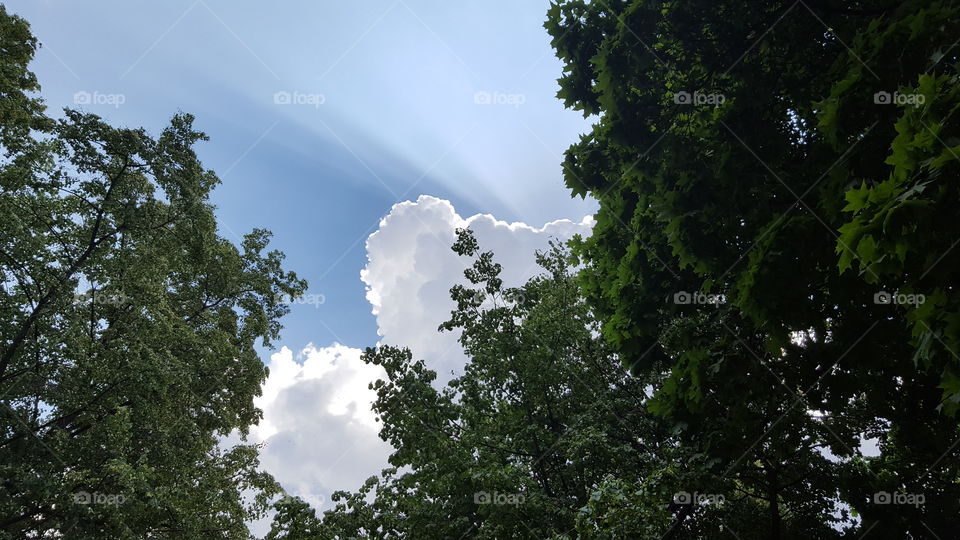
[673,91,692,105]
[673,291,692,304]
[673,491,691,504]
[873,91,891,104]
[273,91,292,105]
[73,491,92,504]
[73,91,92,105]
[873,291,891,304]
[474,91,492,105]
[473,491,491,504]
[874,491,891,504]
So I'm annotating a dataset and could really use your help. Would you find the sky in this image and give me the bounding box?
[7,0,599,530]
[11,0,597,351]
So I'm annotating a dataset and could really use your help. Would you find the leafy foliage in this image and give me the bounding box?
[546,0,959,536]
[313,231,690,538]
[313,231,863,538]
[0,7,305,538]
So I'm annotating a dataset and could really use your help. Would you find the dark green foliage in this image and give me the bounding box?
[267,497,324,539]
[314,231,693,538]
[546,0,959,536]
[314,231,863,537]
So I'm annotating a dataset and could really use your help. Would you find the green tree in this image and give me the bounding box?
[0,6,305,538]
[313,230,751,539]
[267,496,324,539]
[546,0,959,536]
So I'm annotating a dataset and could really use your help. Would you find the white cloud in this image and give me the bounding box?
[254,343,384,441]
[236,195,593,536]
[361,194,594,384]
[234,343,391,537]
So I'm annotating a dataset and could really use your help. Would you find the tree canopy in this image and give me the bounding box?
[313,230,691,538]
[545,0,959,535]
[0,6,305,538]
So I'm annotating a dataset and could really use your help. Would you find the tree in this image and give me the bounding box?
[266,496,324,539]
[546,0,959,536]
[314,230,849,538]
[313,230,693,538]
[0,6,305,538]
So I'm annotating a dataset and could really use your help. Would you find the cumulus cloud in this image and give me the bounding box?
[361,194,594,384]
[237,195,593,536]
[254,344,390,501]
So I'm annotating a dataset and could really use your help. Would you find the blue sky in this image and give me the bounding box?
[10,0,596,353]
